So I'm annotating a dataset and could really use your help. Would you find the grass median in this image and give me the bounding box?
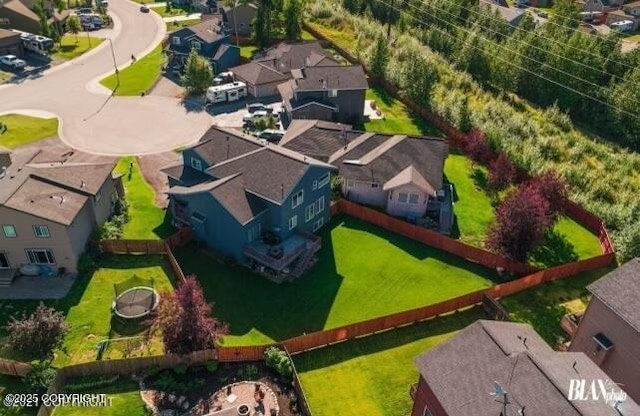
[0,114,58,148]
[100,44,166,96]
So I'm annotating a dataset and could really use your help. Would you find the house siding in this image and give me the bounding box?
[288,104,334,124]
[0,6,40,34]
[0,32,24,57]
[293,88,366,124]
[343,179,388,208]
[568,297,640,403]
[386,183,429,218]
[410,376,449,416]
[91,176,119,226]
[225,5,256,35]
[214,45,240,74]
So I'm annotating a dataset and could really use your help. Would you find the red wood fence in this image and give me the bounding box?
[0,358,32,377]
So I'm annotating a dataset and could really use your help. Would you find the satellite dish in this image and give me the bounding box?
[490,381,508,401]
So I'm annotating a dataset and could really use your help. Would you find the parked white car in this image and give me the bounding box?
[0,55,26,69]
[242,110,269,122]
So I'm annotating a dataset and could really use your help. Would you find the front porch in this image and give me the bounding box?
[244,230,321,283]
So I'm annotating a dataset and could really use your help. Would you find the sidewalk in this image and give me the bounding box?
[162,12,202,22]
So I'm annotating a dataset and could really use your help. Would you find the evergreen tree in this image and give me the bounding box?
[66,15,82,43]
[182,49,214,95]
[284,0,302,41]
[369,33,389,78]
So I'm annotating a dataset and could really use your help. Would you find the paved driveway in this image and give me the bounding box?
[0,0,211,156]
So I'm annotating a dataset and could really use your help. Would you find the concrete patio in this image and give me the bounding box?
[0,274,76,299]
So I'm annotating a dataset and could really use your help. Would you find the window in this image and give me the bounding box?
[95,190,102,203]
[26,249,55,265]
[288,215,297,230]
[312,180,318,191]
[172,36,181,45]
[328,89,338,97]
[317,172,330,188]
[408,193,419,204]
[191,157,202,171]
[191,40,201,50]
[247,223,261,242]
[2,225,16,238]
[0,253,9,269]
[398,193,408,203]
[291,190,304,209]
[371,182,379,189]
[191,211,206,222]
[346,180,355,188]
[313,217,324,232]
[33,225,50,238]
[315,196,325,213]
[305,204,315,222]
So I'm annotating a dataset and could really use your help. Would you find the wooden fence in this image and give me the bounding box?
[0,358,32,377]
[333,199,537,275]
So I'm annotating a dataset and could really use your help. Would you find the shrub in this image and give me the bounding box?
[144,365,162,377]
[6,303,68,360]
[24,361,56,393]
[464,128,492,164]
[65,375,120,392]
[488,153,516,190]
[264,346,293,380]
[174,363,189,375]
[205,360,219,373]
[526,170,568,220]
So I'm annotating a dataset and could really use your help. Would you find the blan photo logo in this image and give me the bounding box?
[568,379,627,406]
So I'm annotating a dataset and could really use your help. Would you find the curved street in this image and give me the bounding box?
[0,0,212,156]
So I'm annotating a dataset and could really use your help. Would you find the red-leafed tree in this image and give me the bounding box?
[464,128,492,164]
[152,277,228,355]
[487,185,553,262]
[527,170,568,220]
[488,153,517,190]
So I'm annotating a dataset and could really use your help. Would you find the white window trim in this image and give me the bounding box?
[2,225,16,238]
[191,40,201,50]
[398,192,408,203]
[288,215,298,230]
[315,196,325,213]
[25,248,55,265]
[408,193,420,204]
[33,225,50,238]
[312,180,318,191]
[346,180,355,188]
[172,36,181,45]
[317,173,330,188]
[191,157,202,171]
[305,204,315,222]
[328,89,338,97]
[291,190,304,209]
[313,217,324,232]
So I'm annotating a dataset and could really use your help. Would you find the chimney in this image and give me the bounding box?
[0,148,11,171]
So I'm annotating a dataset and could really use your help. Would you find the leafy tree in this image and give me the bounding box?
[400,49,437,106]
[33,0,51,37]
[527,170,568,220]
[606,66,640,148]
[488,152,516,190]
[53,0,65,13]
[368,33,389,78]
[283,0,302,41]
[464,128,491,164]
[66,15,82,43]
[487,184,553,261]
[6,303,68,360]
[264,346,293,379]
[24,361,56,393]
[165,1,173,13]
[182,49,214,95]
[151,276,228,355]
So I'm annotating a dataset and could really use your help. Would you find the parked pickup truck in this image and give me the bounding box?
[0,55,26,70]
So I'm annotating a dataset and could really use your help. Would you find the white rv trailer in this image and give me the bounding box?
[206,81,248,104]
[14,31,54,55]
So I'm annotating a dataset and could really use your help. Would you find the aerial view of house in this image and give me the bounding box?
[0,0,639,413]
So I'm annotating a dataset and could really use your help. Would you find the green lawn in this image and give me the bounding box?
[166,18,201,31]
[363,87,441,136]
[151,3,191,17]
[100,45,166,96]
[0,114,58,148]
[0,70,11,83]
[54,381,148,416]
[301,29,317,40]
[175,215,496,345]
[502,266,613,346]
[295,308,484,416]
[53,35,103,61]
[115,157,176,240]
[0,256,175,366]
[240,45,259,59]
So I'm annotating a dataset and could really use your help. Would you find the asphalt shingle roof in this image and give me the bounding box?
[254,41,338,74]
[291,65,368,91]
[587,258,640,332]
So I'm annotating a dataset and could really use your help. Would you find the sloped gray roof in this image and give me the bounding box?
[181,18,226,43]
[415,320,640,416]
[278,120,360,162]
[292,65,368,91]
[588,258,640,332]
[231,61,289,86]
[254,41,338,74]
[190,127,263,167]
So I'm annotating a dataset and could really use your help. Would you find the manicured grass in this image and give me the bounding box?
[151,3,191,17]
[100,45,166,96]
[54,380,148,415]
[0,256,175,366]
[307,22,356,52]
[115,157,175,240]
[166,18,201,31]
[301,29,317,40]
[530,217,604,268]
[175,215,496,345]
[0,374,38,415]
[295,308,484,416]
[502,267,613,346]
[0,70,11,83]
[240,44,259,59]
[0,114,58,148]
[53,35,103,61]
[363,87,441,136]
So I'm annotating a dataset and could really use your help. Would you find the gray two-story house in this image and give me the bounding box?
[277,65,368,126]
[162,127,334,282]
[167,18,240,73]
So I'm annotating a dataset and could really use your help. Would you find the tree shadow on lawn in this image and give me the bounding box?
[294,306,484,372]
[153,210,178,240]
[174,232,343,342]
[529,229,579,269]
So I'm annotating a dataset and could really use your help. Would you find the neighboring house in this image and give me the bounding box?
[0,0,67,34]
[0,148,121,282]
[162,126,334,282]
[219,1,256,36]
[410,320,640,416]
[277,64,368,126]
[231,41,340,98]
[568,259,640,403]
[167,18,240,74]
[479,0,526,26]
[0,28,23,56]
[606,9,640,30]
[280,120,453,231]
[582,0,623,13]
[624,0,640,17]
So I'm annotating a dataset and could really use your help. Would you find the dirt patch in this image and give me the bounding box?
[137,152,181,208]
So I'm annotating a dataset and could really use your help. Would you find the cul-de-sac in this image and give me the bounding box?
[0,0,639,414]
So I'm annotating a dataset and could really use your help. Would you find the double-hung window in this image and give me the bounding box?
[191,157,203,171]
[2,225,16,238]
[315,196,325,214]
[33,225,50,238]
[305,204,315,222]
[288,215,298,230]
[291,190,304,209]
[398,193,408,203]
[408,194,419,204]
[313,217,324,232]
[26,249,55,265]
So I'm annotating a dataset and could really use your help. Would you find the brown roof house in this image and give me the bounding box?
[231,41,340,98]
[410,320,640,416]
[277,64,368,126]
[568,259,640,403]
[280,120,454,232]
[0,28,23,56]
[0,0,68,34]
[0,148,121,283]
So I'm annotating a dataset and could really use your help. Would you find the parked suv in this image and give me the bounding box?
[246,103,272,113]
[0,55,26,70]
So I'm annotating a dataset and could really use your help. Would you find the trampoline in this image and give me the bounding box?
[112,286,160,319]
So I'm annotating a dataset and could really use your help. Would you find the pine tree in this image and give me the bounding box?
[182,49,214,95]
